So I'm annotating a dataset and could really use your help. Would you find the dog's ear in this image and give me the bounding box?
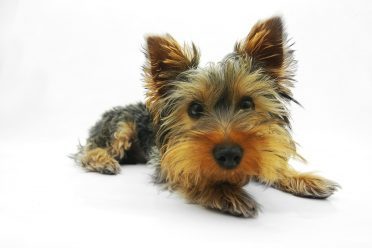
[235,17,293,83]
[144,34,199,99]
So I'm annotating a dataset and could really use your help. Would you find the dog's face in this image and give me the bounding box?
[144,17,300,188]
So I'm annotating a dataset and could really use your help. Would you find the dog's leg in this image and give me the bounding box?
[76,121,136,175]
[183,184,259,218]
[78,147,121,175]
[257,166,340,199]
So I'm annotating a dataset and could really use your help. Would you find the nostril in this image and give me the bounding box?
[233,156,240,163]
[219,156,226,162]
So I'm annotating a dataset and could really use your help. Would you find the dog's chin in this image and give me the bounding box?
[201,161,257,187]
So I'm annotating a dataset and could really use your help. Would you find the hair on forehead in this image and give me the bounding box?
[168,55,273,103]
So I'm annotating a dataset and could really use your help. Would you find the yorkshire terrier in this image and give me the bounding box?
[74,16,339,217]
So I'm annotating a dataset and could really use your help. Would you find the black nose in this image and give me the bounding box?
[213,144,243,169]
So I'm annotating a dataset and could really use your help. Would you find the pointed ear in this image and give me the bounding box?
[144,34,199,99]
[235,17,293,82]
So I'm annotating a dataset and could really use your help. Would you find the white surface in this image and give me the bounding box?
[1,0,372,247]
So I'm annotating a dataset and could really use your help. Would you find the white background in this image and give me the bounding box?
[1,0,372,247]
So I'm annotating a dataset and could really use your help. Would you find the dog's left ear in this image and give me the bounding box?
[144,34,199,99]
[144,34,200,123]
[235,16,293,83]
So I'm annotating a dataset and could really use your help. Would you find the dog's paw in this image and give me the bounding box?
[274,173,340,199]
[84,160,121,175]
[218,191,259,218]
[201,185,259,218]
[295,176,340,199]
[79,148,121,175]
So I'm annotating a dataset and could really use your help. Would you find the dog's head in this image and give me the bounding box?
[144,17,300,189]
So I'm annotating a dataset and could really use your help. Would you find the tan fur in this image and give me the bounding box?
[160,119,301,189]
[80,147,121,174]
[109,121,136,159]
[264,169,339,199]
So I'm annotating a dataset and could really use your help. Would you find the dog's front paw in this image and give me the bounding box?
[188,184,259,218]
[295,176,340,199]
[217,189,259,218]
[274,173,340,199]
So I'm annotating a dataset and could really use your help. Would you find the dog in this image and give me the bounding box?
[74,16,339,217]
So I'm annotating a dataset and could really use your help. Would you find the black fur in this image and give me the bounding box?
[86,102,155,163]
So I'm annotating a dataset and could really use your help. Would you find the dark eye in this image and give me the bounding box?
[239,96,254,110]
[188,102,204,118]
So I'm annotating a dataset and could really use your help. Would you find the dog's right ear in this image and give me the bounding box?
[144,34,199,100]
[235,17,293,82]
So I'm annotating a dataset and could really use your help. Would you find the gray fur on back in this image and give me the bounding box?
[86,102,155,162]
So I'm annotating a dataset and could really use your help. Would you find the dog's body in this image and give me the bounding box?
[79,103,154,172]
[74,16,339,217]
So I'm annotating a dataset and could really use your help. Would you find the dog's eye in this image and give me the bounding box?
[188,102,204,118]
[239,96,255,110]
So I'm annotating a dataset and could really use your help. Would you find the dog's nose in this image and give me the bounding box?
[213,144,243,169]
